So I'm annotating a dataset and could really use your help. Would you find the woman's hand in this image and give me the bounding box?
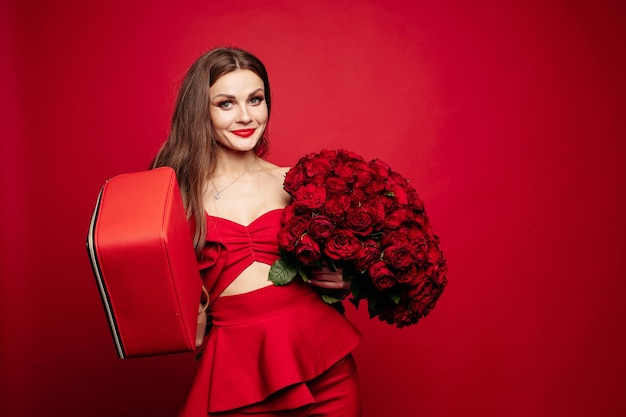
[196,304,207,348]
[196,285,209,348]
[308,264,352,300]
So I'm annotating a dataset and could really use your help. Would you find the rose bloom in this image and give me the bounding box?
[426,242,442,265]
[283,165,306,194]
[325,176,349,194]
[349,188,367,204]
[369,158,392,178]
[308,215,335,240]
[423,259,448,286]
[410,239,429,264]
[367,261,396,291]
[345,208,374,237]
[295,234,321,266]
[336,149,363,161]
[391,303,419,327]
[384,208,411,229]
[322,194,351,221]
[293,183,326,210]
[353,166,374,189]
[277,214,310,251]
[380,230,410,247]
[303,155,332,177]
[361,198,386,225]
[365,178,386,194]
[334,163,355,182]
[387,183,409,205]
[395,265,425,285]
[354,240,381,272]
[324,229,361,260]
[384,244,414,270]
[406,280,443,317]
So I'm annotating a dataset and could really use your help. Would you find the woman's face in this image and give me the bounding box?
[209,69,268,153]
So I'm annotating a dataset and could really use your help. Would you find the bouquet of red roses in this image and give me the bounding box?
[269,149,447,327]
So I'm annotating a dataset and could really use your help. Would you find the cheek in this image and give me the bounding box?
[209,110,232,129]
[255,106,269,124]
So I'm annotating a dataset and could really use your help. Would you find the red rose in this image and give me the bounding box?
[336,149,363,161]
[387,182,409,206]
[293,183,326,210]
[277,215,309,251]
[365,178,386,194]
[283,165,306,194]
[322,194,351,221]
[410,240,429,265]
[380,230,410,247]
[395,265,425,285]
[295,234,321,266]
[324,229,361,260]
[308,215,335,240]
[354,240,381,272]
[367,261,396,291]
[334,163,355,182]
[303,155,332,177]
[353,165,375,188]
[361,198,386,225]
[406,279,444,318]
[325,176,349,194]
[384,208,411,229]
[384,244,414,270]
[345,208,374,236]
[426,242,442,264]
[391,303,419,327]
[369,158,392,178]
[349,188,367,204]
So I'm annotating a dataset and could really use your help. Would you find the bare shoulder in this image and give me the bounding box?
[257,159,290,181]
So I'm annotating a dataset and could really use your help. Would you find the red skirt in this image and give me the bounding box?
[178,280,362,416]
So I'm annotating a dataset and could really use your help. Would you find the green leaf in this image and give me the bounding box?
[388,290,401,305]
[321,294,342,304]
[268,258,298,285]
[320,294,346,314]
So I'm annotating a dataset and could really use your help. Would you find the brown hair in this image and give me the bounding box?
[151,47,272,256]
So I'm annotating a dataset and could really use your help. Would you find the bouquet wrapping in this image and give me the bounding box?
[269,149,447,328]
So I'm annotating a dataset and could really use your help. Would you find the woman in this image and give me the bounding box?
[152,47,362,416]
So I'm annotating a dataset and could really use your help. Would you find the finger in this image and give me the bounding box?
[308,279,352,290]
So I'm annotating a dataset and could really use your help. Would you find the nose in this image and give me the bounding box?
[237,105,252,124]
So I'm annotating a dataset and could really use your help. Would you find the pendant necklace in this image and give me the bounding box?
[212,157,257,199]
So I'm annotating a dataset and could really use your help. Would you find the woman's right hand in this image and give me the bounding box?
[196,304,207,348]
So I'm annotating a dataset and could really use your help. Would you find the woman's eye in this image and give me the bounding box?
[250,96,264,105]
[217,101,232,109]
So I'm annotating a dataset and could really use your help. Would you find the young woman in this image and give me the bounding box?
[152,47,362,416]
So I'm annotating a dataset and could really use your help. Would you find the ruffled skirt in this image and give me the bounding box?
[177,280,362,416]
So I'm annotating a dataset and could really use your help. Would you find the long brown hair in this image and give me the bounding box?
[151,47,272,256]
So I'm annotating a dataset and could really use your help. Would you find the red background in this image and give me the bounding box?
[2,1,625,416]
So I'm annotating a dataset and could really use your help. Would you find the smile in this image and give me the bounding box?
[231,129,256,138]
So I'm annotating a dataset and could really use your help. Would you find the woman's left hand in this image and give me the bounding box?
[308,265,352,291]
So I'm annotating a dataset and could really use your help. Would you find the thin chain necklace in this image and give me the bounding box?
[212,157,257,199]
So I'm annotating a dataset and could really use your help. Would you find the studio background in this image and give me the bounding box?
[1,1,624,416]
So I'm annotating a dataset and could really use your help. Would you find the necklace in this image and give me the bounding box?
[212,157,257,199]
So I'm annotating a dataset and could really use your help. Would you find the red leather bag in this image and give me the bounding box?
[86,167,201,359]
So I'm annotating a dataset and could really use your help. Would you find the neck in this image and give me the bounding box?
[213,150,258,177]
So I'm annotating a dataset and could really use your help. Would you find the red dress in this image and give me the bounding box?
[177,209,362,416]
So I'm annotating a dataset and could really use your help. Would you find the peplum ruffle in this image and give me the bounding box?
[177,279,361,415]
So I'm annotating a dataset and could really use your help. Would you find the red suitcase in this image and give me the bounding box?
[86,167,201,358]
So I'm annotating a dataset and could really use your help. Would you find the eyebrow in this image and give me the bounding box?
[211,88,264,101]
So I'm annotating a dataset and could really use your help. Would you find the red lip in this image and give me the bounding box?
[231,128,256,138]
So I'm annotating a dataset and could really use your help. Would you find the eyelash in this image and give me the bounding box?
[216,96,264,109]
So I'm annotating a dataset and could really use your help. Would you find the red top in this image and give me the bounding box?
[199,208,283,301]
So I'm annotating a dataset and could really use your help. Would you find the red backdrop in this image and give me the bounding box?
[2,1,625,416]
